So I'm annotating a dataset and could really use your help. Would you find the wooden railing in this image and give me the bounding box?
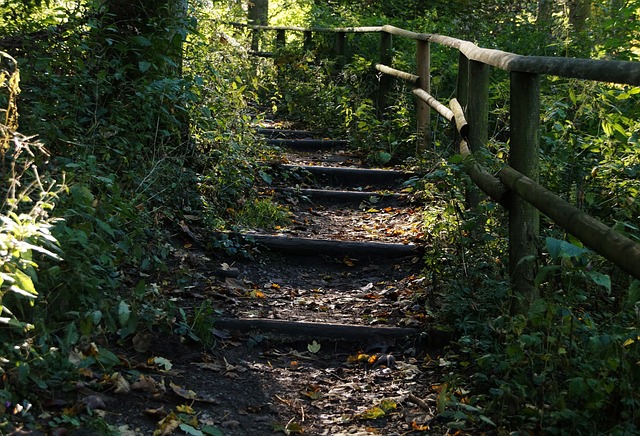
[231,22,640,311]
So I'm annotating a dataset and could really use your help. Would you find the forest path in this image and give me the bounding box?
[106,124,449,435]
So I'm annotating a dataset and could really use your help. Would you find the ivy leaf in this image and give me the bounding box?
[307,340,321,354]
[138,61,152,73]
[117,300,130,327]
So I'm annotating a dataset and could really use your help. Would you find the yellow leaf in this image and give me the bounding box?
[359,406,385,420]
[411,421,430,431]
[250,290,265,299]
[379,399,397,412]
[176,404,195,414]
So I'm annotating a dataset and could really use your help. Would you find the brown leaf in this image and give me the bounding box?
[79,395,106,411]
[110,372,131,394]
[131,374,164,394]
[169,382,197,400]
[132,331,151,353]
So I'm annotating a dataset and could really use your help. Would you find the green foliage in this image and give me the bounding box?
[0,52,63,332]
[235,197,291,230]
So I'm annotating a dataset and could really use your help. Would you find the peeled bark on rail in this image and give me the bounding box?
[499,167,640,281]
[412,89,454,123]
[375,64,420,86]
[449,98,509,207]
[458,140,510,208]
[449,98,468,139]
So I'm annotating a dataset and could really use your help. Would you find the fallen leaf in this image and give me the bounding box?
[176,404,195,414]
[79,395,106,410]
[144,405,167,418]
[170,382,198,400]
[132,331,151,353]
[131,374,164,394]
[152,357,173,372]
[411,421,430,431]
[110,372,131,394]
[307,340,321,354]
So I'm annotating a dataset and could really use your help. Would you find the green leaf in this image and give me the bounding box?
[545,237,589,261]
[479,414,496,426]
[201,426,224,436]
[139,61,152,73]
[11,270,37,297]
[179,424,203,436]
[258,170,272,184]
[307,340,321,354]
[627,280,640,308]
[153,356,173,371]
[96,347,121,367]
[587,271,611,293]
[117,300,130,327]
[131,35,152,46]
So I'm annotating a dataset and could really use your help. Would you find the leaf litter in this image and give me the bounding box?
[97,131,450,435]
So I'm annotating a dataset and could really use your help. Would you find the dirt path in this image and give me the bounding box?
[104,126,447,435]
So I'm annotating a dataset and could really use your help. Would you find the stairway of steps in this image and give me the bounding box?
[214,125,436,344]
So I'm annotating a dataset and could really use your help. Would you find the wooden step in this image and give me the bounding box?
[243,234,420,258]
[215,318,420,340]
[267,138,350,151]
[280,164,415,188]
[257,128,314,139]
[276,187,407,205]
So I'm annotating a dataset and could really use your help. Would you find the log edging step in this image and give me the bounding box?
[267,138,350,150]
[214,318,421,340]
[257,128,315,139]
[246,234,420,257]
[280,164,415,187]
[214,232,421,258]
[276,187,407,205]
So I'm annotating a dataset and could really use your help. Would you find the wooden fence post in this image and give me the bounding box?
[251,29,261,52]
[509,71,541,314]
[416,39,431,153]
[276,29,286,50]
[335,31,347,68]
[303,30,313,52]
[378,30,393,118]
[456,53,469,111]
[466,60,490,209]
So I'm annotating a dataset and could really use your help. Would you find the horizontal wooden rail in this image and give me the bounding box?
[233,22,640,85]
[499,167,640,279]
[229,20,640,308]
[375,64,419,86]
[412,89,454,123]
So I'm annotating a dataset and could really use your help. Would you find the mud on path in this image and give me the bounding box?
[101,126,449,435]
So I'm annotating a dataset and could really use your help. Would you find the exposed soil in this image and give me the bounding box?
[49,126,450,436]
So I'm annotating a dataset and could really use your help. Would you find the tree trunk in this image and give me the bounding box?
[247,0,268,51]
[248,0,269,26]
[537,0,554,25]
[567,0,591,33]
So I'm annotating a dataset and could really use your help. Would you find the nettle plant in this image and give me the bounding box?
[0,52,64,333]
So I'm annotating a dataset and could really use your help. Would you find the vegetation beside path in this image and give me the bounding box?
[0,0,639,433]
